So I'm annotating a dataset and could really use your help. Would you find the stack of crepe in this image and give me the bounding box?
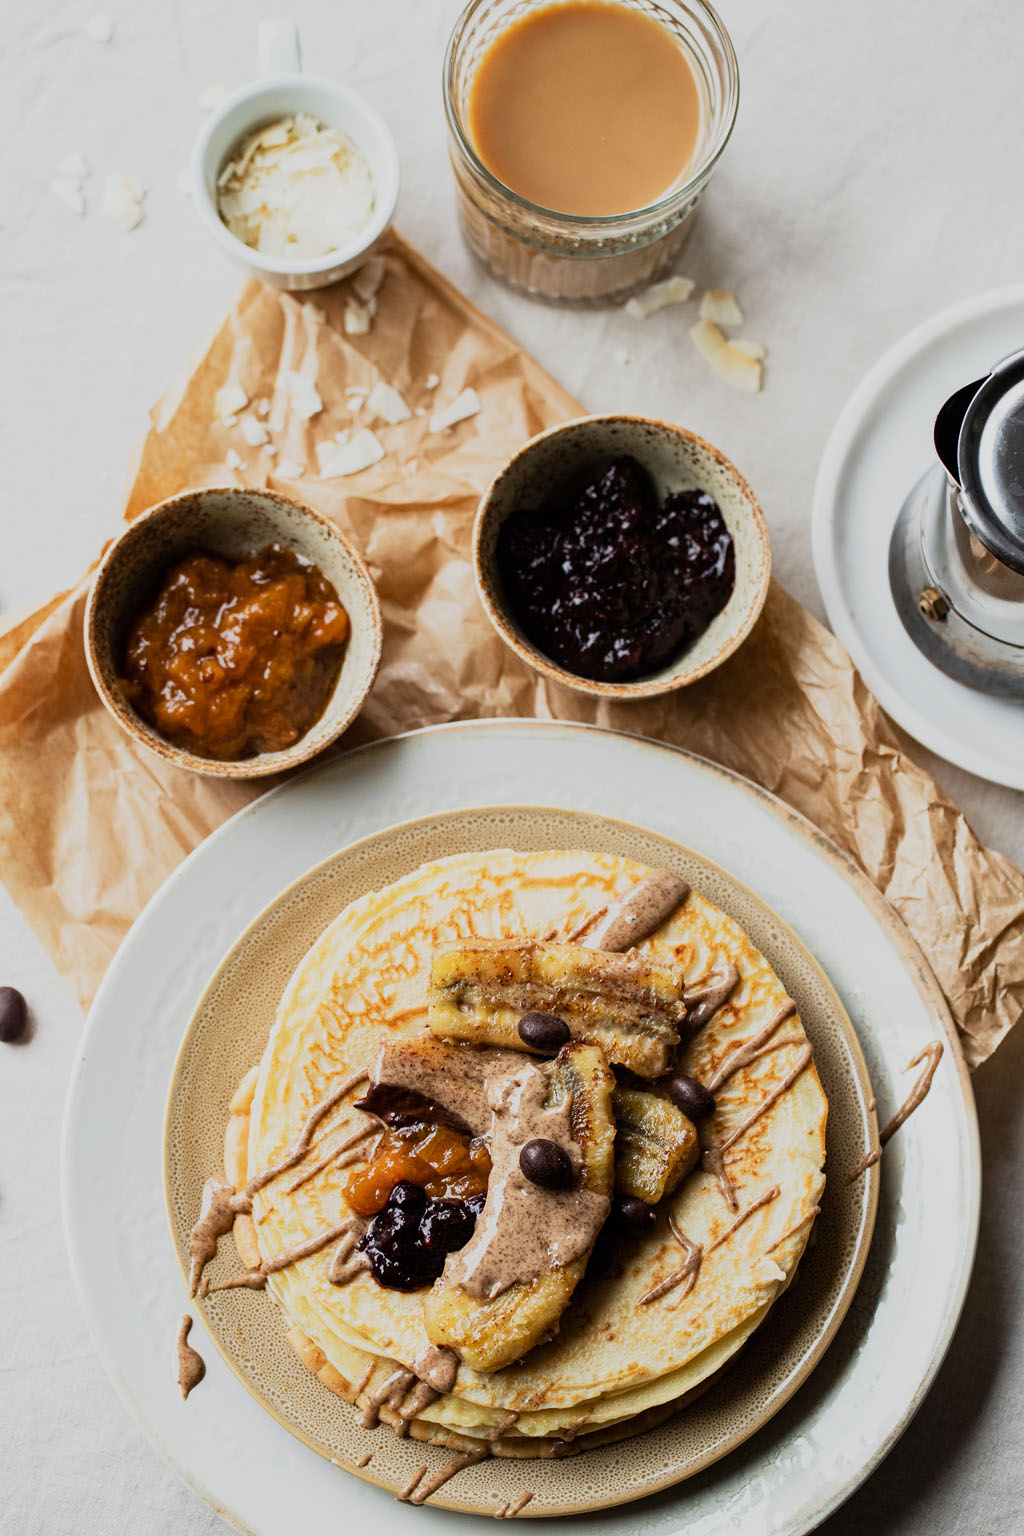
[224,849,827,1455]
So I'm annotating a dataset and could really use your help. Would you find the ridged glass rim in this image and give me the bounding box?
[443,0,740,232]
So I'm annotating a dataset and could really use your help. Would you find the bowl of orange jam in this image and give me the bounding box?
[85,487,382,779]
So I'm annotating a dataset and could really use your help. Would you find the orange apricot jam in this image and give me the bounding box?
[120,543,349,761]
[344,1123,492,1218]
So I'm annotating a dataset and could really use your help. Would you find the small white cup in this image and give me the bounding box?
[191,19,400,290]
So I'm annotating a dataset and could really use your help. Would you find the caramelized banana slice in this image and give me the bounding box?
[423,1042,615,1373]
[612,1086,698,1204]
[429,941,685,1077]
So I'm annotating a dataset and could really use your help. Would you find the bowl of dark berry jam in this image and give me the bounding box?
[473,415,770,698]
[85,486,382,778]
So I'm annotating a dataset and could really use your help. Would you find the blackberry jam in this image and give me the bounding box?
[496,455,735,683]
[358,1180,485,1291]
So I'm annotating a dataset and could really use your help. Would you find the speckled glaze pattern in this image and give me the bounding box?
[473,415,771,699]
[164,806,877,1516]
[83,486,383,779]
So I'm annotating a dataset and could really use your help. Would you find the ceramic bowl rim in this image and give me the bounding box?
[190,73,401,280]
[83,485,383,780]
[472,413,772,700]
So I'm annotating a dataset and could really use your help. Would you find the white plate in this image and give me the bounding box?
[62,721,979,1535]
[812,284,1024,789]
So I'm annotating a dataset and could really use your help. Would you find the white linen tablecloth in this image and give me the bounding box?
[2,2,1022,1531]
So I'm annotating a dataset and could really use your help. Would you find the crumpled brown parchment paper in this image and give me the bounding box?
[1,233,1021,1068]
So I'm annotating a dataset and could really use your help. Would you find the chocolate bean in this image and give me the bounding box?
[517,1011,571,1052]
[0,986,27,1044]
[519,1138,573,1189]
[611,1194,656,1234]
[666,1074,716,1120]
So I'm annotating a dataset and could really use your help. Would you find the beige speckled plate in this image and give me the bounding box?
[163,804,878,1518]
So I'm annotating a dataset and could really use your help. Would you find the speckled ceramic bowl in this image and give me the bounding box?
[474,415,771,699]
[84,487,382,779]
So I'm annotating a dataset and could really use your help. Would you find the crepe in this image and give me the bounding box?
[230,849,827,1452]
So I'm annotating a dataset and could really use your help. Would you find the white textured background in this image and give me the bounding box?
[2,1,1022,1532]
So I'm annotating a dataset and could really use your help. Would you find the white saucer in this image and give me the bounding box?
[812,284,1024,789]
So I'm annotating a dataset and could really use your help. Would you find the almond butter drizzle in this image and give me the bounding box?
[398,1380,440,1423]
[501,1492,535,1518]
[176,1315,206,1400]
[698,1000,813,1208]
[399,1448,490,1504]
[358,1367,416,1429]
[705,1184,780,1255]
[719,1041,814,1153]
[479,1409,520,1441]
[577,869,689,952]
[411,1344,460,1393]
[283,1121,379,1194]
[847,1041,944,1183]
[639,1213,703,1306]
[261,1218,360,1275]
[200,1270,267,1298]
[766,1205,820,1253]
[398,1464,429,1501]
[706,1000,798,1094]
[186,1066,369,1295]
[683,963,741,1034]
[699,1142,738,1212]
[245,1067,370,1198]
[187,1179,252,1296]
[325,1218,369,1285]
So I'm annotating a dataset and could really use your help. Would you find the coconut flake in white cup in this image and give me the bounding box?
[191,19,399,290]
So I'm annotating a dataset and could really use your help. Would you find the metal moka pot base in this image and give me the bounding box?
[889,464,1024,698]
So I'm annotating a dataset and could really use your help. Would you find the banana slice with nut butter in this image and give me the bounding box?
[423,1041,615,1373]
[429,940,686,1077]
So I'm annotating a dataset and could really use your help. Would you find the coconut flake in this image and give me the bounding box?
[58,152,90,183]
[87,12,114,43]
[699,289,744,327]
[100,174,145,231]
[215,114,376,259]
[429,388,481,434]
[275,458,305,479]
[689,319,762,392]
[262,443,277,456]
[51,178,86,215]
[317,428,384,479]
[215,383,248,419]
[424,373,440,392]
[343,300,373,336]
[225,448,247,471]
[733,338,766,361]
[240,416,270,447]
[352,256,386,303]
[624,276,695,320]
[366,381,411,425]
[280,370,322,421]
[255,397,270,417]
